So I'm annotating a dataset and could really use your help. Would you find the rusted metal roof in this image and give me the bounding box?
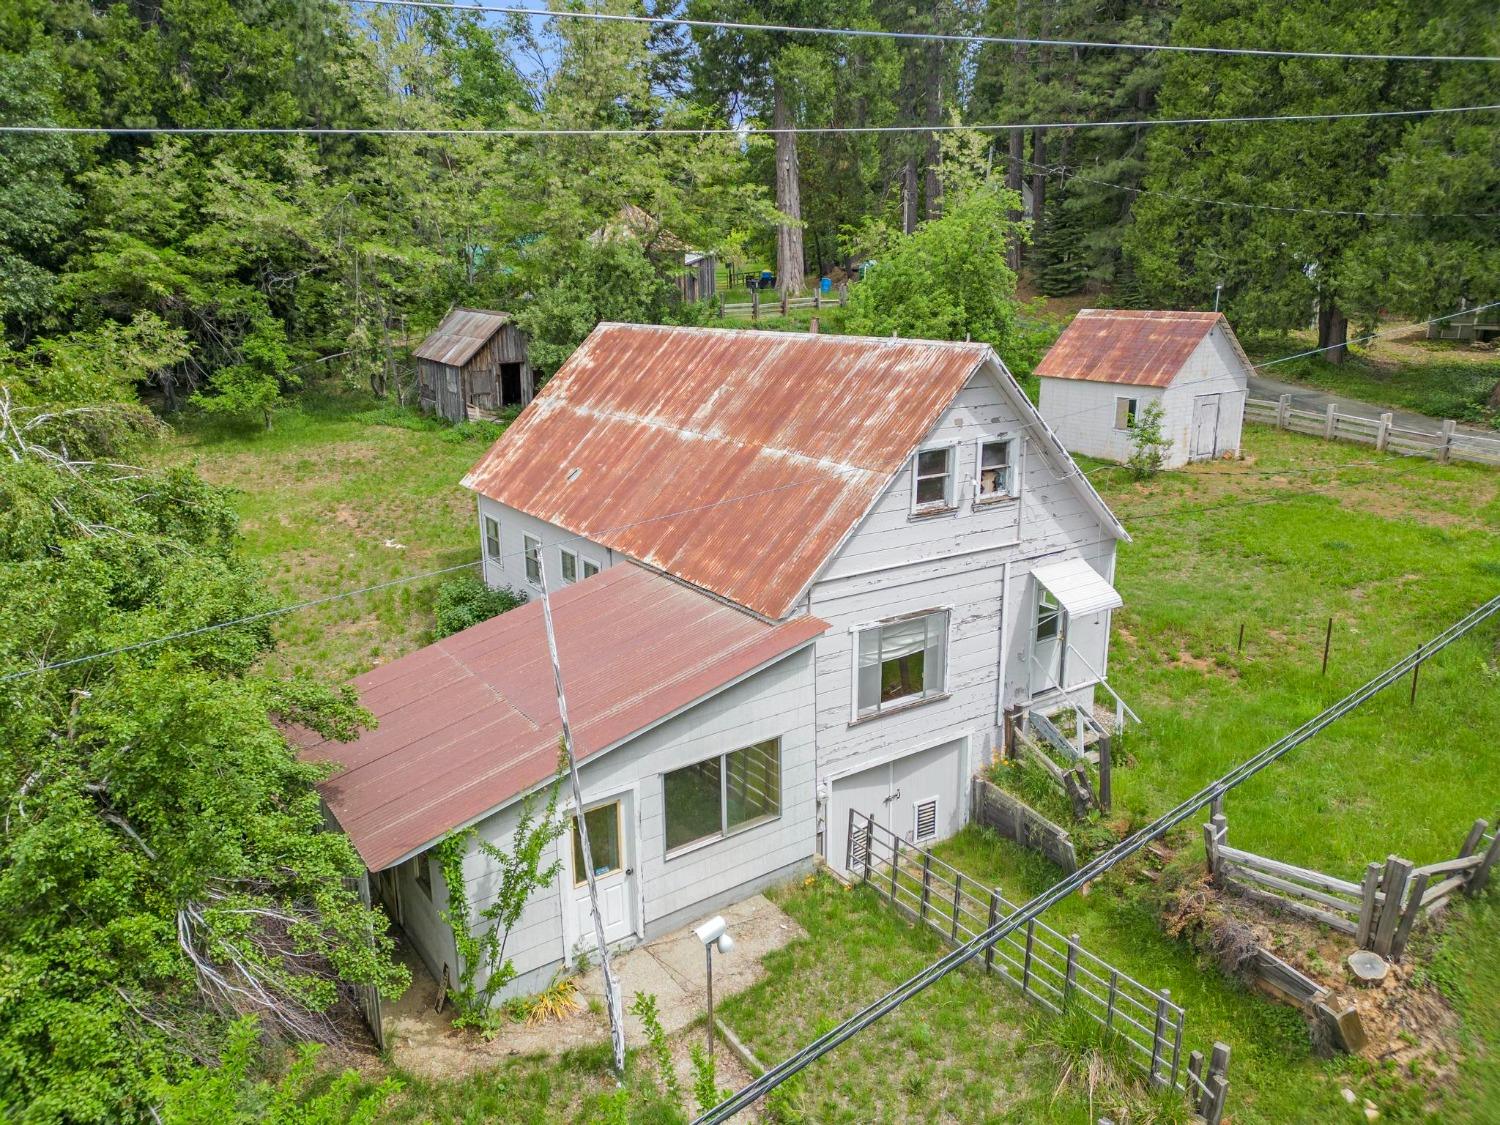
[463,324,994,619]
[1034,310,1246,388]
[411,307,512,367]
[291,564,826,872]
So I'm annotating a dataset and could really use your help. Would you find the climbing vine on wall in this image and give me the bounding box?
[434,750,568,1031]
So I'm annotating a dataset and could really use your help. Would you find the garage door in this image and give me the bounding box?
[827,738,967,874]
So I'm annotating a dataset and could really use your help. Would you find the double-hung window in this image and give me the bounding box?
[855,610,949,718]
[976,437,1016,501]
[1114,397,1139,431]
[911,446,955,513]
[560,549,578,584]
[523,534,542,586]
[663,738,781,854]
[582,559,601,579]
[483,515,501,561]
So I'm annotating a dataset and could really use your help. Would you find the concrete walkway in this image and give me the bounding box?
[381,892,804,1079]
[1248,372,1493,438]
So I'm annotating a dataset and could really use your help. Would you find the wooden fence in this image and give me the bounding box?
[1204,812,1500,960]
[1022,710,1113,817]
[972,776,1079,872]
[848,813,1231,1123]
[1245,395,1500,467]
[719,283,848,320]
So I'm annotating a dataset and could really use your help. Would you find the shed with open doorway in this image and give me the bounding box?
[1035,310,1251,469]
[413,307,534,422]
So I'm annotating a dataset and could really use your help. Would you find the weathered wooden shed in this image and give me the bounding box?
[413,308,533,422]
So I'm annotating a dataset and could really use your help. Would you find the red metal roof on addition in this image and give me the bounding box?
[1033,309,1238,388]
[412,307,512,367]
[292,564,826,872]
[463,324,992,619]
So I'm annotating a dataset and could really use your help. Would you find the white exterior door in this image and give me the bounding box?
[1191,394,1221,461]
[828,739,966,873]
[1029,585,1065,697]
[570,797,635,947]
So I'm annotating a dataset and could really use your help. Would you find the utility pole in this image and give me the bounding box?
[537,554,626,1077]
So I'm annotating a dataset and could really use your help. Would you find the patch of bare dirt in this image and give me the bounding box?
[1167,649,1240,680]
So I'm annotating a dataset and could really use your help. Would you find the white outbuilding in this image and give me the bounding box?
[1035,309,1251,469]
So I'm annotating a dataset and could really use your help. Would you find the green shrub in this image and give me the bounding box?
[433,574,524,638]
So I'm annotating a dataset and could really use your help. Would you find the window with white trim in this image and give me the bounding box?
[582,559,600,579]
[523,534,542,586]
[560,549,578,584]
[663,738,781,854]
[1114,396,1139,431]
[914,798,939,843]
[911,446,955,512]
[856,610,949,718]
[976,437,1016,500]
[483,515,501,561]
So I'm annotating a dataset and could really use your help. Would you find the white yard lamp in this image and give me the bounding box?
[694,914,734,1054]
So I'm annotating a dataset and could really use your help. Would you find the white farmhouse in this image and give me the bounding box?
[296,324,1131,1005]
[1035,310,1251,469]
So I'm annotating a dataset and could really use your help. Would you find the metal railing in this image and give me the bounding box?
[846,813,1230,1121]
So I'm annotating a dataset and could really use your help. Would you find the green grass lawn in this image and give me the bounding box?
[162,393,497,680]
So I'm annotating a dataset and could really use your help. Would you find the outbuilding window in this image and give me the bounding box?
[911,446,955,513]
[1114,397,1139,431]
[663,738,781,854]
[976,437,1016,500]
[523,534,542,586]
[856,610,949,718]
[483,515,501,561]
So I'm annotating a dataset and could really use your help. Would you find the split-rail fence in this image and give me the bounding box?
[1246,395,1500,467]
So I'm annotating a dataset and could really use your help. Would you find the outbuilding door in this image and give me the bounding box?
[827,739,966,873]
[1191,394,1222,461]
[568,795,637,948]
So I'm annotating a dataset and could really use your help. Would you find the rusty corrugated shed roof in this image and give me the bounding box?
[463,324,995,619]
[1034,309,1247,388]
[411,307,512,367]
[292,564,826,871]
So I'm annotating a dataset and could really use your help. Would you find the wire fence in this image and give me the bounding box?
[1247,395,1500,466]
[846,813,1230,1122]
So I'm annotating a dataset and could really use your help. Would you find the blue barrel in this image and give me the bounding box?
[820,276,832,293]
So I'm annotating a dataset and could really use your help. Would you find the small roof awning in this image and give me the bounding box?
[1032,557,1123,618]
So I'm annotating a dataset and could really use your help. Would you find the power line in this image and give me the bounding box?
[1027,159,1500,220]
[1254,301,1500,367]
[694,592,1500,1123]
[352,0,1500,64]
[4,104,1496,139]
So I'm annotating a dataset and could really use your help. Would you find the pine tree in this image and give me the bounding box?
[1035,189,1088,297]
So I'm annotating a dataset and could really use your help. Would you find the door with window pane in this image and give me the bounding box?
[570,797,635,946]
[1029,583,1065,696]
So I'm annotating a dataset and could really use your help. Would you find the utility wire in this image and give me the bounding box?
[351,0,1500,64]
[4,104,1496,138]
[1254,301,1500,367]
[1027,158,1500,220]
[694,592,1500,1123]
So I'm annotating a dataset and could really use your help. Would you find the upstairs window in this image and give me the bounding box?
[856,610,949,718]
[976,437,1016,501]
[560,549,578,584]
[582,559,601,579]
[483,515,501,561]
[911,446,955,513]
[523,534,542,586]
[1114,397,1139,431]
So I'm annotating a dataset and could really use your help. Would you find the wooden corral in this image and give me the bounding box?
[413,307,533,423]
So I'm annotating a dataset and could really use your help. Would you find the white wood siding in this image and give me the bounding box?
[1161,329,1247,463]
[403,645,817,1002]
[1038,376,1166,465]
[476,495,616,594]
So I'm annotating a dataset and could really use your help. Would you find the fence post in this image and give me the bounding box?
[1372,856,1413,956]
[1321,617,1333,675]
[1188,1050,1204,1101]
[1277,393,1292,428]
[863,812,875,884]
[1457,818,1487,864]
[1324,403,1337,440]
[1390,871,1429,960]
[779,290,788,316]
[889,835,901,904]
[984,891,1000,974]
[846,807,856,873]
[1439,419,1456,463]
[1021,920,1035,993]
[750,286,759,321]
[838,280,847,306]
[1064,934,1079,1007]
[1470,830,1500,895]
[1204,1042,1231,1125]
[1098,737,1112,812]
[1150,990,1170,1088]
[951,872,964,940]
[1376,412,1393,452]
[1105,970,1118,1035]
[1171,1006,1184,1091]
[919,851,932,923]
[1355,861,1381,947]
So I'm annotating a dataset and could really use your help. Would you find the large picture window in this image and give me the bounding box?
[856,610,949,718]
[663,739,781,854]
